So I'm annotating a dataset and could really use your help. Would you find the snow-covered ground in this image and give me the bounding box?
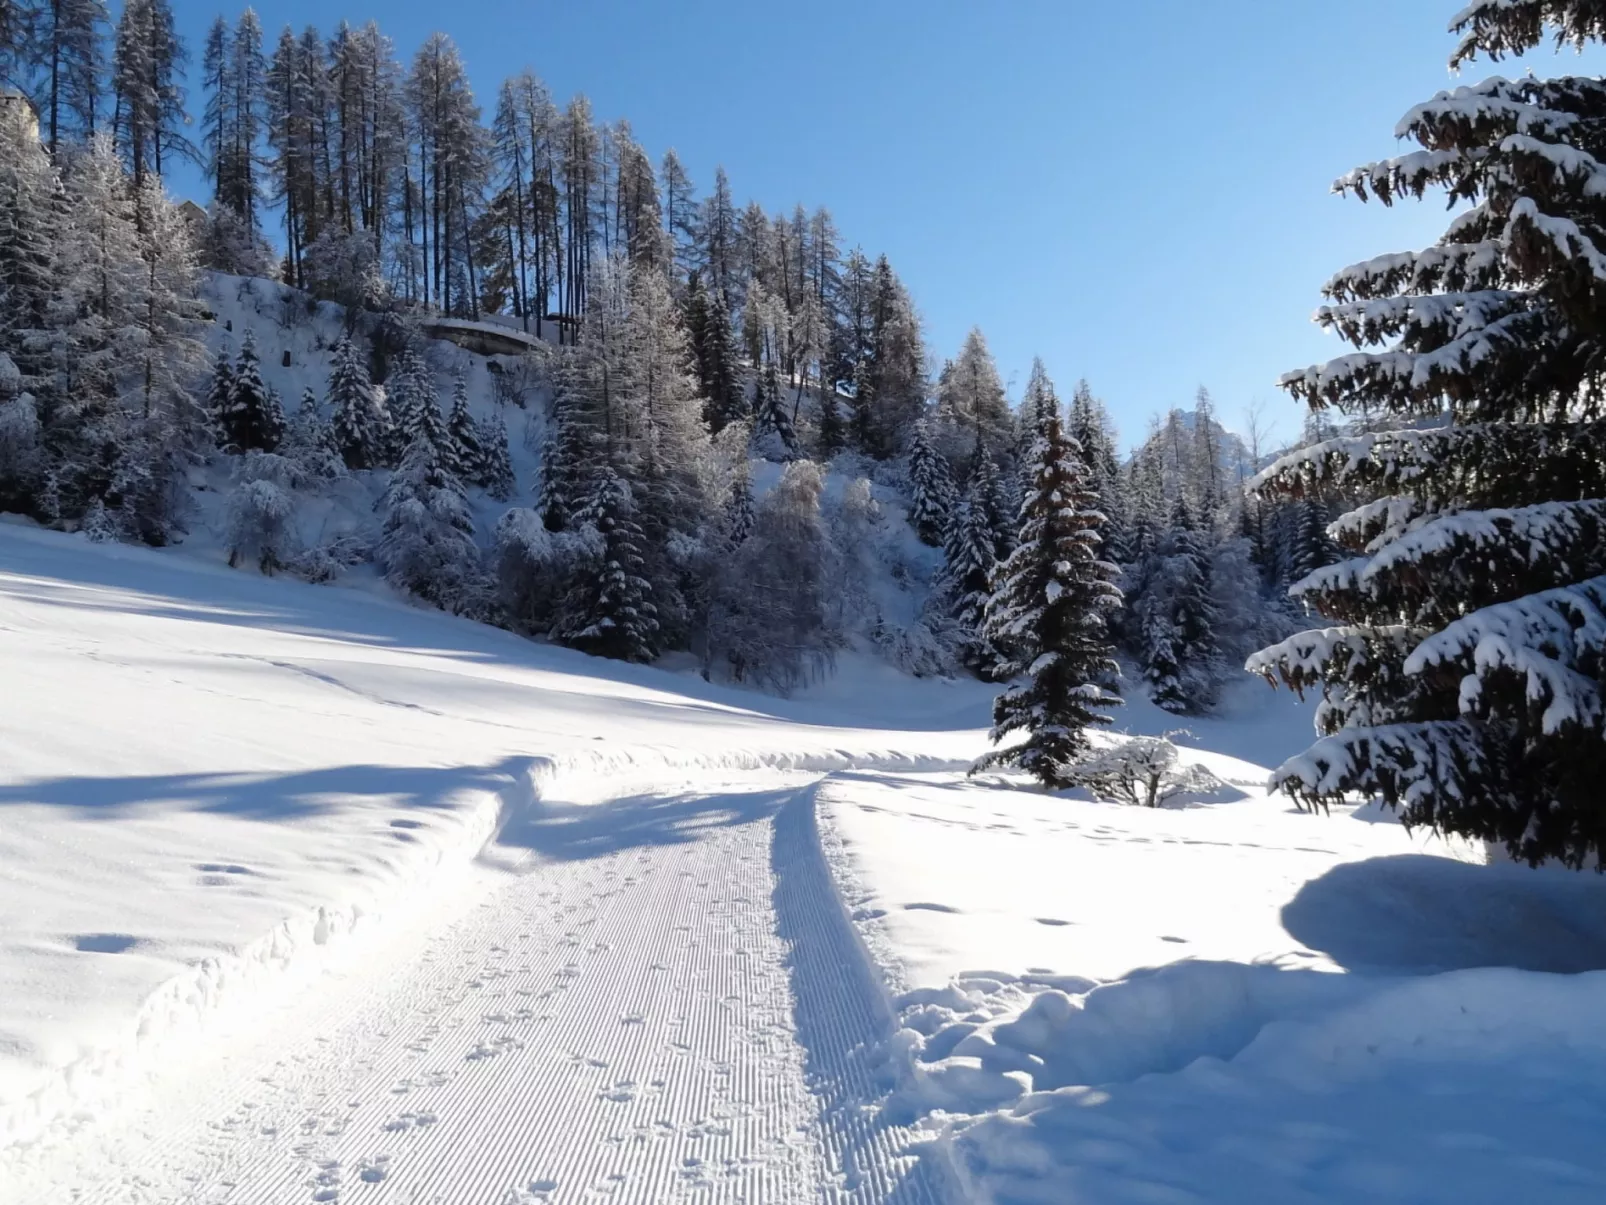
[0,519,984,1201]
[5,518,1606,1203]
[818,687,1606,1204]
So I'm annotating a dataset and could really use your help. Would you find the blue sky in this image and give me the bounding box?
[157,0,1603,448]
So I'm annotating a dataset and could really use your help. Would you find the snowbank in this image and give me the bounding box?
[940,965,1606,1204]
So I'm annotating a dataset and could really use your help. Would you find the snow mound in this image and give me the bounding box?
[939,966,1606,1205]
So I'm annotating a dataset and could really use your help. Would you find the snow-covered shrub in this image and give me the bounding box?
[1069,735,1224,808]
[80,497,118,543]
[871,615,954,678]
[226,479,295,573]
[200,203,277,279]
[225,452,301,573]
[289,534,370,584]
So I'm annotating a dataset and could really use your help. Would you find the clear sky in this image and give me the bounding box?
[155,0,1606,448]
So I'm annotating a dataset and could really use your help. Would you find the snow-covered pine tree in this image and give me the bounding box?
[220,329,281,452]
[328,332,386,470]
[447,371,485,484]
[375,430,479,611]
[695,278,746,433]
[753,359,797,456]
[555,468,659,663]
[969,449,1013,561]
[478,407,516,502]
[975,411,1123,787]
[907,418,954,546]
[816,388,846,460]
[205,346,235,437]
[941,491,999,678]
[1068,378,1125,554]
[722,464,755,548]
[405,361,455,473]
[539,382,590,531]
[1141,500,1219,713]
[1247,1,1606,866]
[281,384,343,480]
[385,344,435,462]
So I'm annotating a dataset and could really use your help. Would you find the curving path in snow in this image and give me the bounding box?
[3,772,948,1205]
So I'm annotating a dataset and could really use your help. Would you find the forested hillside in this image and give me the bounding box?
[0,0,1336,709]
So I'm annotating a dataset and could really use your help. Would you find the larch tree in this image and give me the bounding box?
[112,0,190,190]
[936,327,1012,467]
[1248,0,1606,867]
[31,0,109,153]
[660,147,698,285]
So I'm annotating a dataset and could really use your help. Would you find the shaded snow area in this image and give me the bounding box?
[819,688,1606,1204]
[6,522,1606,1204]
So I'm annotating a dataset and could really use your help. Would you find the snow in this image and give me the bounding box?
[7,519,1606,1202]
[814,675,1606,1204]
[0,520,984,1189]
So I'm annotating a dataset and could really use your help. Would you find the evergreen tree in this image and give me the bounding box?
[205,346,235,436]
[722,465,755,548]
[219,328,280,452]
[941,491,998,678]
[907,418,954,546]
[478,407,515,502]
[376,429,478,610]
[753,358,796,456]
[1141,500,1219,713]
[689,272,744,433]
[816,387,846,460]
[539,381,590,531]
[975,412,1123,786]
[556,467,658,663]
[328,332,385,469]
[1248,1,1606,865]
[447,371,485,483]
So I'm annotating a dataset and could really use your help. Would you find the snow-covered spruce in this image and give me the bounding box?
[1251,0,1606,867]
[974,411,1122,787]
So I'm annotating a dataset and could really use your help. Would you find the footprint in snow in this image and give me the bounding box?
[903,902,961,914]
[1034,917,1072,927]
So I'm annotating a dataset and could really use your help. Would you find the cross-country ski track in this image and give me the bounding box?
[0,526,980,1205]
[4,769,954,1204]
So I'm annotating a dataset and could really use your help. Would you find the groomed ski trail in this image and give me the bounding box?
[4,772,947,1205]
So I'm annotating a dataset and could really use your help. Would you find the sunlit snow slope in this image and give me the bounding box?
[0,520,988,1202]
